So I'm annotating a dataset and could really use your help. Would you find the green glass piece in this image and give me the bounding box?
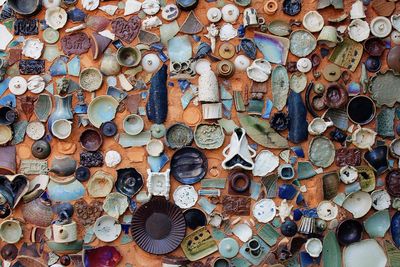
[201,178,226,189]
[3,19,14,31]
[231,258,251,267]
[238,114,288,148]
[272,217,282,228]
[292,179,301,187]
[257,223,280,246]
[385,240,400,267]
[364,210,390,238]
[322,231,341,267]
[247,99,264,115]
[297,161,317,180]
[211,227,226,240]
[377,107,395,138]
[234,91,246,112]
[217,0,226,7]
[218,118,238,134]
[12,120,28,145]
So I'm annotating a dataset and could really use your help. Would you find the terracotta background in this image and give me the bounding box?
[6,0,399,266]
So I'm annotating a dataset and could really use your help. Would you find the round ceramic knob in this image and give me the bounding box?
[141,53,160,73]
[370,16,392,38]
[234,55,250,71]
[264,0,278,14]
[297,58,312,73]
[42,27,60,44]
[207,7,222,22]
[9,76,27,95]
[219,43,235,59]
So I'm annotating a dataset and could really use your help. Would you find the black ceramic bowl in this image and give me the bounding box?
[363,146,388,174]
[183,208,207,230]
[336,219,363,245]
[347,95,376,125]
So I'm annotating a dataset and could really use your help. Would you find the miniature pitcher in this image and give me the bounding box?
[48,94,73,135]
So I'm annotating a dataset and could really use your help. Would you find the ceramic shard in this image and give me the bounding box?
[146,64,168,124]
[238,114,288,149]
[138,30,160,45]
[180,11,203,34]
[287,91,308,144]
[67,56,80,77]
[271,65,289,111]
[254,31,289,65]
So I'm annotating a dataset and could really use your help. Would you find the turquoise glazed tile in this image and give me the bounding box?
[67,56,80,77]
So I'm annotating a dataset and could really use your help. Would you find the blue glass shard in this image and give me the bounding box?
[302,208,318,218]
[278,184,297,200]
[293,208,303,221]
[74,104,87,114]
[67,56,80,77]
[0,78,10,97]
[249,143,258,151]
[67,8,87,22]
[140,92,147,99]
[158,51,169,62]
[0,94,16,107]
[107,86,127,102]
[50,56,68,76]
[45,83,54,94]
[107,76,117,87]
[222,99,233,119]
[168,81,174,87]
[178,79,190,91]
[289,156,297,165]
[192,34,201,42]
[237,24,246,38]
[262,99,273,119]
[150,42,164,51]
[147,153,169,172]
[291,146,305,157]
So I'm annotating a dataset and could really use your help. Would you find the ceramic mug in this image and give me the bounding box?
[53,221,78,243]
[317,26,343,47]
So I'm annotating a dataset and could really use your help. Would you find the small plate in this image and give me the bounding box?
[94,215,121,242]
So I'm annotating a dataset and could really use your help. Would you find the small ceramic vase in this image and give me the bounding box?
[221,128,256,170]
[48,95,73,135]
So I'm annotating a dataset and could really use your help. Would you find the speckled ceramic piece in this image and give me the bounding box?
[289,30,317,57]
[79,68,103,92]
[369,70,400,107]
[308,136,335,168]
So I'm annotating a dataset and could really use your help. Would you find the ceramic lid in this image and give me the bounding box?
[371,190,391,210]
[296,58,312,73]
[370,16,392,38]
[219,42,235,59]
[322,63,341,81]
[45,7,68,30]
[207,7,222,22]
[221,4,240,23]
[218,238,239,258]
[343,191,372,218]
[9,76,27,95]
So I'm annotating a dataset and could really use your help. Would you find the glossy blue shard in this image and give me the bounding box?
[249,143,258,151]
[302,208,318,218]
[0,94,16,107]
[147,153,169,172]
[107,86,127,102]
[178,79,190,91]
[291,146,305,157]
[296,193,305,205]
[168,81,174,87]
[146,64,168,124]
[237,24,246,38]
[140,92,147,99]
[222,99,233,119]
[158,51,168,62]
[293,209,303,221]
[150,42,164,51]
[391,211,400,248]
[288,91,308,143]
[50,56,68,76]
[278,184,297,200]
[195,42,212,59]
[67,56,80,77]
[67,8,87,22]
[0,78,10,97]
[262,98,273,119]
[192,34,201,42]
[300,251,320,267]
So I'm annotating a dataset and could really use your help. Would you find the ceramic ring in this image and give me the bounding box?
[229,172,250,193]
